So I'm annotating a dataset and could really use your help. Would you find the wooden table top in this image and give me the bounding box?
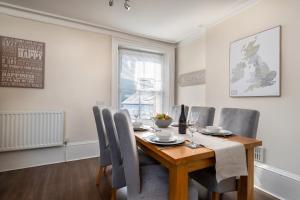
[135,131,262,166]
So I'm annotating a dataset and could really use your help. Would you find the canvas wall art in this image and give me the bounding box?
[229,26,281,97]
[0,36,45,89]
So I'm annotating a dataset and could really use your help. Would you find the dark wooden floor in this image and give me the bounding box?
[0,158,277,200]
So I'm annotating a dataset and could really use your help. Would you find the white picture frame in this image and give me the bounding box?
[229,26,281,97]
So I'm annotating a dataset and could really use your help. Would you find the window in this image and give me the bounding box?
[118,48,164,120]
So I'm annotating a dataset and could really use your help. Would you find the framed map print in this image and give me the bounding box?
[0,36,45,89]
[229,26,281,97]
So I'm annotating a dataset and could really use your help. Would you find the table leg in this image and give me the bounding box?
[238,148,254,200]
[169,165,188,200]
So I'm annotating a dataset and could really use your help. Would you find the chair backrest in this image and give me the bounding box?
[219,108,260,138]
[188,106,215,128]
[114,112,140,198]
[102,108,126,189]
[92,106,111,166]
[120,109,131,121]
[171,105,189,123]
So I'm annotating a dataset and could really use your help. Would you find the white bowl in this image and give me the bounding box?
[156,130,173,141]
[155,118,173,128]
[205,126,222,133]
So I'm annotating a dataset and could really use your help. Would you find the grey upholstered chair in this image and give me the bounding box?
[219,108,260,138]
[120,109,131,120]
[102,108,126,193]
[187,106,215,128]
[120,108,159,165]
[190,108,260,200]
[114,111,199,200]
[102,108,158,199]
[93,106,111,185]
[171,105,189,123]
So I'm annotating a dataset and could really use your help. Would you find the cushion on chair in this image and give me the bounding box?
[138,165,169,200]
[138,149,159,166]
[188,106,215,128]
[171,105,189,122]
[138,165,198,200]
[116,160,199,200]
[190,167,237,193]
[219,108,260,138]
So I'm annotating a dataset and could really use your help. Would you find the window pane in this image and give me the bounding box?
[118,49,163,120]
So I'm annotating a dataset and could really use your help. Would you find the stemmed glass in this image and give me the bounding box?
[150,113,158,133]
[133,110,139,122]
[187,112,199,148]
[187,120,198,148]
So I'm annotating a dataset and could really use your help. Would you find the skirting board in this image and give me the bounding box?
[0,141,299,200]
[66,140,100,161]
[254,162,300,200]
[0,140,100,172]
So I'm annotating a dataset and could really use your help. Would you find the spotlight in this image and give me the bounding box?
[109,0,113,7]
[124,0,131,10]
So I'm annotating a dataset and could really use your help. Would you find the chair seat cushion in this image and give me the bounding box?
[190,167,237,193]
[117,165,198,200]
[138,165,198,200]
[139,165,169,200]
[113,166,168,200]
[138,149,159,166]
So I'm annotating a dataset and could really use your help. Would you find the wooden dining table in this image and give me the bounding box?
[134,130,262,200]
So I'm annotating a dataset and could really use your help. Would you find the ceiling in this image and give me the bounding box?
[0,0,257,43]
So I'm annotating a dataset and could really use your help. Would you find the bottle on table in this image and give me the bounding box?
[178,104,187,134]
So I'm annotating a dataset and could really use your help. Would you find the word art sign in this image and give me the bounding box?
[178,70,205,87]
[0,36,45,88]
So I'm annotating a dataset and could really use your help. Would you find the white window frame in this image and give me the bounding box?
[112,37,175,113]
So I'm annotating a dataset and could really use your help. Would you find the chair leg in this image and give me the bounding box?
[96,166,103,185]
[111,188,117,200]
[103,166,107,175]
[211,192,221,200]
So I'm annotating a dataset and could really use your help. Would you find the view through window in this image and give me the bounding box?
[118,48,164,121]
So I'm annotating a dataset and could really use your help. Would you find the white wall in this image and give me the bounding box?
[175,34,206,106]
[0,13,112,142]
[0,13,174,171]
[205,0,300,177]
[176,0,300,198]
[0,13,111,171]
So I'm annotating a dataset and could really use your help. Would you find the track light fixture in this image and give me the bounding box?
[108,0,131,10]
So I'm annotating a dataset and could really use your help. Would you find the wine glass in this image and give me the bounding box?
[150,114,157,133]
[187,120,198,148]
[133,110,139,122]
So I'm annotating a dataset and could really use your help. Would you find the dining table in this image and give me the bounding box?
[134,127,262,200]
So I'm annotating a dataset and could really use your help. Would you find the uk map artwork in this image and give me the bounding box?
[230,26,280,97]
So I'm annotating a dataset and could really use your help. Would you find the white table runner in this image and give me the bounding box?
[187,133,248,182]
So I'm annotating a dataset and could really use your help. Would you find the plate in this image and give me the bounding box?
[133,127,148,132]
[145,135,185,145]
[201,129,233,136]
[152,136,177,143]
[171,123,192,127]
[201,128,219,134]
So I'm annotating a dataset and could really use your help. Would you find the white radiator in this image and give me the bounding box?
[0,111,64,152]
